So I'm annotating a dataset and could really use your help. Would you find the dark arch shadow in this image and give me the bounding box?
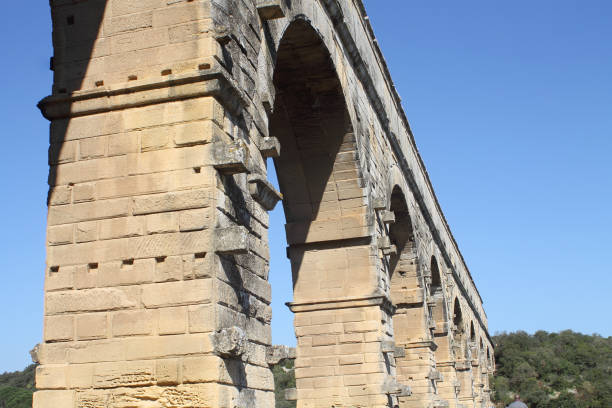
[388,185,416,280]
[268,18,361,291]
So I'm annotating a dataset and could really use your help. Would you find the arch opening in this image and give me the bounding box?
[453,298,463,330]
[429,256,442,296]
[267,19,371,406]
[470,321,476,343]
[388,186,417,288]
[269,19,365,295]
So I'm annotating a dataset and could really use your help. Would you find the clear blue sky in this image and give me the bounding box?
[1,1,611,373]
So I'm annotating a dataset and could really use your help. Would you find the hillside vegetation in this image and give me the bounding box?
[492,330,612,408]
[0,364,35,408]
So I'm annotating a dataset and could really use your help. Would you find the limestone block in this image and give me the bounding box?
[49,229,212,266]
[47,225,73,246]
[155,255,184,282]
[48,186,71,206]
[128,144,212,176]
[66,363,94,389]
[168,20,214,44]
[248,174,282,211]
[146,212,179,234]
[48,141,76,166]
[156,359,180,385]
[52,155,127,185]
[212,140,251,175]
[123,98,223,131]
[44,315,74,342]
[51,112,123,143]
[174,120,221,146]
[76,313,108,340]
[212,326,247,359]
[75,221,98,243]
[215,226,250,254]
[183,356,245,385]
[266,345,296,365]
[158,307,187,335]
[188,304,214,333]
[381,210,396,224]
[45,266,74,292]
[257,0,284,20]
[152,0,212,27]
[96,173,169,201]
[93,360,156,388]
[179,208,212,232]
[73,183,95,203]
[79,136,107,159]
[108,133,139,156]
[140,127,170,151]
[99,216,144,240]
[245,364,275,391]
[106,11,153,35]
[124,334,212,361]
[133,189,212,215]
[48,198,130,226]
[46,287,139,314]
[142,278,212,308]
[259,136,281,158]
[112,310,154,337]
[32,390,74,408]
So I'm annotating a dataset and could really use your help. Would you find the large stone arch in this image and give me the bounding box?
[35,1,494,408]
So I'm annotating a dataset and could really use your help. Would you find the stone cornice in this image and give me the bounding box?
[288,294,394,313]
[38,62,247,120]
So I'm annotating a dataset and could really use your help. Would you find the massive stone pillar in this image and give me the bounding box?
[36,1,277,407]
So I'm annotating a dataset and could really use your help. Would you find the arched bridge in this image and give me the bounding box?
[36,1,494,407]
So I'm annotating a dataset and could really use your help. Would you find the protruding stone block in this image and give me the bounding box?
[215,226,249,255]
[266,345,296,365]
[257,0,284,20]
[212,326,246,359]
[378,235,391,250]
[212,141,251,175]
[373,197,386,210]
[248,174,283,211]
[381,210,395,224]
[259,136,281,158]
[383,244,397,256]
[381,340,396,353]
[382,377,411,397]
[30,344,41,364]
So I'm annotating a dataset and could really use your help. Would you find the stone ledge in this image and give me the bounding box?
[38,63,247,120]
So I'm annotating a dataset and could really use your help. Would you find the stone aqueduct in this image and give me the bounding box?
[36,0,494,407]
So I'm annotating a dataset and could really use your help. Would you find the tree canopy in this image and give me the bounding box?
[491,330,612,408]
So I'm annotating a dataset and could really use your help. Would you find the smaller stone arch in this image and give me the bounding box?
[387,184,439,404]
[470,321,476,343]
[453,298,463,332]
[429,255,442,295]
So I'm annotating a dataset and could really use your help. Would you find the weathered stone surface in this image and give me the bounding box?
[37,1,494,407]
[212,326,247,359]
[247,174,282,211]
[265,345,296,365]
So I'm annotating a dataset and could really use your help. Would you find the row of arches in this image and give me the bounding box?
[257,8,494,407]
[383,185,494,407]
